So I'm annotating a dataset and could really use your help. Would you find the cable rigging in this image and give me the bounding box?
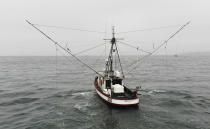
[55,44,58,87]
[118,41,151,54]
[26,20,103,77]
[116,24,181,34]
[33,23,106,34]
[27,20,190,80]
[114,43,125,78]
[74,43,106,55]
[126,21,191,74]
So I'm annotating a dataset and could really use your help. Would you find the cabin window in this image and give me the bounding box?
[106,80,111,89]
[112,79,122,85]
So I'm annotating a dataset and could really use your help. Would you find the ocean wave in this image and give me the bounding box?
[74,102,90,112]
[0,91,36,98]
[156,99,193,108]
[148,89,167,94]
[0,97,39,106]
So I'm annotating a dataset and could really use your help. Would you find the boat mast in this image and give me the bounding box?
[106,26,116,77]
[107,26,125,78]
[110,27,115,72]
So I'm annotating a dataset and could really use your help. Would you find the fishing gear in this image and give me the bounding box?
[26,20,103,77]
[126,21,191,74]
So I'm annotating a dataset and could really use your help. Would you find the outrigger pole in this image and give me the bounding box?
[127,21,191,74]
[26,20,103,77]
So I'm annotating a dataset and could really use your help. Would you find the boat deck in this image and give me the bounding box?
[95,81,137,100]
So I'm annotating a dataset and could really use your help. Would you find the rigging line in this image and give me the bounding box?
[56,47,88,75]
[118,41,137,49]
[56,46,74,65]
[116,40,149,70]
[164,43,168,69]
[115,50,117,70]
[115,43,125,78]
[119,41,149,69]
[74,43,106,55]
[93,49,106,68]
[55,44,58,87]
[118,41,151,54]
[105,39,107,58]
[124,46,141,85]
[26,20,103,77]
[116,24,181,34]
[33,23,106,34]
[126,21,191,74]
[104,25,107,58]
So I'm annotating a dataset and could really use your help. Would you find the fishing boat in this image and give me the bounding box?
[93,27,140,106]
[26,20,190,106]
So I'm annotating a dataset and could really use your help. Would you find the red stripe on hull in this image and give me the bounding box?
[94,82,110,97]
[94,82,138,100]
[94,83,139,106]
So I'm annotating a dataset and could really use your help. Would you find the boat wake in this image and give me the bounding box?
[148,89,167,94]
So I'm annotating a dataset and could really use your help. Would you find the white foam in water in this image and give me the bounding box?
[72,91,92,97]
[148,89,167,94]
[74,104,83,110]
[1,56,210,129]
[74,102,90,111]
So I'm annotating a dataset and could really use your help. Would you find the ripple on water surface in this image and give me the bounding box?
[0,56,210,129]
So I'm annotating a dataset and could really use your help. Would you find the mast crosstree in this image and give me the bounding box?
[105,26,124,78]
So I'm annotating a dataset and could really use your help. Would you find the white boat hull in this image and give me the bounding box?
[94,84,139,106]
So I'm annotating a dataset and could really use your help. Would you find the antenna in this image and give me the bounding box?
[112,26,115,38]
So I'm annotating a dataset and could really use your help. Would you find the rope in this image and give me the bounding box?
[33,23,105,34]
[126,21,191,74]
[93,49,106,68]
[26,20,103,77]
[74,43,106,55]
[118,41,151,54]
[116,24,181,34]
[104,26,107,58]
[56,46,73,65]
[55,44,58,87]
[164,43,168,69]
[115,43,125,78]
[118,40,150,70]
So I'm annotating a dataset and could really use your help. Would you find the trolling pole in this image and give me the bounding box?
[127,21,191,74]
[26,20,103,77]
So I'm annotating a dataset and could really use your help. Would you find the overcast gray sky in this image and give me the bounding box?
[0,0,210,56]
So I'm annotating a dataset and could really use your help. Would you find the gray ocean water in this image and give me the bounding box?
[0,55,210,129]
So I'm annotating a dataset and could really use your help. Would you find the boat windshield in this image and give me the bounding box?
[112,79,122,85]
